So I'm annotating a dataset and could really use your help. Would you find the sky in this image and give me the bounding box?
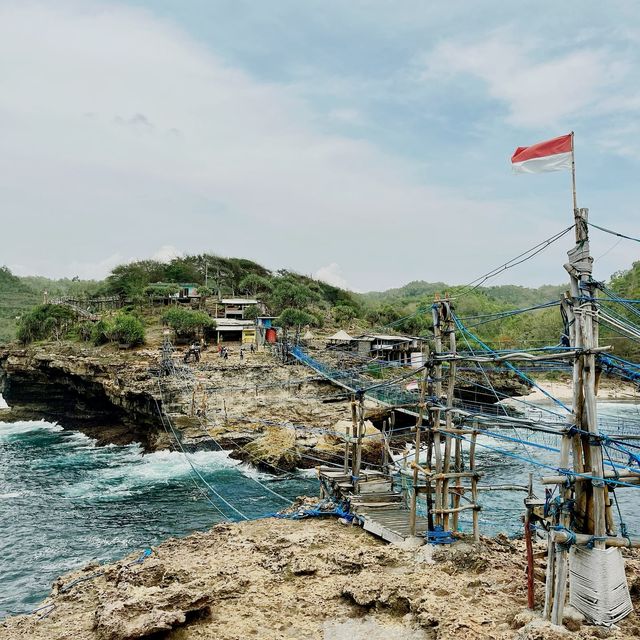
[0,0,639,292]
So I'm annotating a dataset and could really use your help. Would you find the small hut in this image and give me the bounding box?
[326,330,352,346]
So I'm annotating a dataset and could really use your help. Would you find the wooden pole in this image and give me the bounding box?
[350,395,358,480]
[345,399,356,475]
[553,530,640,549]
[426,358,436,532]
[551,433,571,625]
[409,357,429,536]
[525,509,535,609]
[442,298,457,531]
[571,131,577,213]
[573,209,607,547]
[470,421,479,542]
[431,300,444,527]
[353,395,365,492]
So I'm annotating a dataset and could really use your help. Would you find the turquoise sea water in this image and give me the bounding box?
[0,419,312,618]
[1,401,639,618]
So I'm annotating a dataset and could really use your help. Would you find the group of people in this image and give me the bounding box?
[183,342,201,363]
[217,342,255,360]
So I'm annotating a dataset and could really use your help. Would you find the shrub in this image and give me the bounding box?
[16,304,76,344]
[91,318,114,345]
[333,304,357,325]
[162,307,215,339]
[110,313,145,346]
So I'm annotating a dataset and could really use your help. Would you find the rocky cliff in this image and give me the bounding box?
[0,345,166,450]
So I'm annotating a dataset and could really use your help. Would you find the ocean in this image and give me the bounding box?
[1,399,639,618]
[0,418,312,617]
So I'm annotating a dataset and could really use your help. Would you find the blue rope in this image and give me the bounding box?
[453,315,571,412]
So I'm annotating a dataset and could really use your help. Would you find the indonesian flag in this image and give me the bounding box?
[511,133,573,174]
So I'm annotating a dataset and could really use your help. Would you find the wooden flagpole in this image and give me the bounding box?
[571,131,577,212]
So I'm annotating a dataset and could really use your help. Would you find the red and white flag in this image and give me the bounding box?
[511,133,573,174]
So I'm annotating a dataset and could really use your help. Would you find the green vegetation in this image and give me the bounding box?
[86,313,145,347]
[0,267,104,343]
[357,281,567,349]
[13,302,145,348]
[276,308,319,342]
[610,261,640,299]
[102,255,362,325]
[16,304,77,344]
[110,313,146,346]
[162,307,215,340]
[143,283,181,302]
[601,261,640,359]
[3,254,640,361]
[0,267,40,343]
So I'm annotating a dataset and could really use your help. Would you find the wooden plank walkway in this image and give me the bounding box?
[318,465,427,546]
[354,505,429,546]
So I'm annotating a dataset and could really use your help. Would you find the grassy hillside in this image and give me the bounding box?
[358,280,566,309]
[0,267,40,343]
[356,280,568,348]
[0,268,103,344]
[5,255,640,358]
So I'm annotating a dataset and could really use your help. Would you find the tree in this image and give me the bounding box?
[333,304,357,325]
[106,260,166,301]
[143,283,180,305]
[238,274,272,297]
[276,307,316,345]
[243,305,260,321]
[162,308,215,340]
[16,304,77,344]
[270,281,318,312]
[110,313,146,346]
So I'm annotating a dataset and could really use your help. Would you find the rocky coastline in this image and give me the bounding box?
[1,513,638,640]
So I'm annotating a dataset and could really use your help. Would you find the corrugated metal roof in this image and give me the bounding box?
[216,319,255,327]
[221,298,259,305]
[355,334,413,342]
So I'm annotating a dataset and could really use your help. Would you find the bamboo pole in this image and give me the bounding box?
[425,357,435,532]
[442,298,457,531]
[432,301,444,527]
[350,395,358,481]
[431,504,477,515]
[470,422,479,542]
[543,534,556,620]
[409,390,426,536]
[574,209,607,548]
[542,472,640,485]
[353,395,365,492]
[553,530,640,549]
[551,426,571,625]
[571,131,577,212]
[525,508,535,609]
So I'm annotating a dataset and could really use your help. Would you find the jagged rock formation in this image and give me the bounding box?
[0,345,165,450]
[0,341,528,467]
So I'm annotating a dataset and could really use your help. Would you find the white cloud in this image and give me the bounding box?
[0,2,610,290]
[314,262,350,290]
[151,245,182,263]
[422,34,628,128]
[327,107,365,126]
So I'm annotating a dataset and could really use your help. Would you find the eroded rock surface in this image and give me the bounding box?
[1,518,638,640]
